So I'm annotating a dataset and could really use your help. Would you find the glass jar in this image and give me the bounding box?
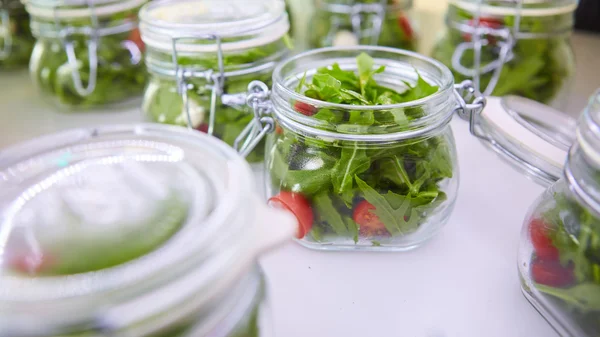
[308,0,417,50]
[26,0,147,110]
[140,0,291,164]
[0,0,34,69]
[431,0,576,108]
[259,46,486,251]
[518,92,600,337]
[0,124,296,337]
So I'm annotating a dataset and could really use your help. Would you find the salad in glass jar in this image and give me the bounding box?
[140,0,291,163]
[26,0,147,110]
[0,0,34,69]
[431,0,576,106]
[309,0,416,50]
[263,47,481,251]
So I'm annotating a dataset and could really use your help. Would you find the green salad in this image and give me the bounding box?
[527,191,600,334]
[309,0,416,50]
[267,53,454,246]
[432,4,574,105]
[7,192,187,276]
[0,7,35,69]
[144,38,291,163]
[29,9,146,109]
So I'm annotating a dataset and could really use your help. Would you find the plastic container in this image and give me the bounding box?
[431,0,576,107]
[26,0,147,110]
[258,46,486,251]
[140,0,291,163]
[308,0,416,50]
[0,124,296,337]
[0,0,34,69]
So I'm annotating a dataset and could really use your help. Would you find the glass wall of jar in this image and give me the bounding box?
[308,0,416,50]
[0,0,34,69]
[139,0,291,164]
[0,124,296,337]
[431,0,577,108]
[26,0,147,110]
[518,91,600,337]
[263,46,485,251]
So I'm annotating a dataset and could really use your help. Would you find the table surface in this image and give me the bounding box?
[1,2,599,337]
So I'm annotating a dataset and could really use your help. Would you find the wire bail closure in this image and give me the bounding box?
[0,9,12,60]
[234,81,274,158]
[454,79,487,140]
[325,0,387,46]
[55,0,99,97]
[450,0,523,96]
[172,34,225,135]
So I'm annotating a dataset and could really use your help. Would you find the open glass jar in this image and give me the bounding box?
[0,124,296,337]
[431,0,576,107]
[140,0,291,164]
[26,0,147,110]
[233,46,483,251]
[0,0,34,69]
[308,0,416,50]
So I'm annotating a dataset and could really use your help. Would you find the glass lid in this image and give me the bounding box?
[139,0,289,53]
[448,0,578,16]
[463,95,576,186]
[24,0,146,18]
[0,124,260,335]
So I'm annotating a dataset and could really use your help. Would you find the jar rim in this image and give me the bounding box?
[271,46,457,141]
[0,124,258,334]
[273,46,455,112]
[139,0,289,53]
[448,0,577,17]
[314,0,413,11]
[24,0,145,19]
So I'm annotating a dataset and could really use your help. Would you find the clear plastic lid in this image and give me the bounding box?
[0,124,294,335]
[139,0,289,53]
[464,95,576,186]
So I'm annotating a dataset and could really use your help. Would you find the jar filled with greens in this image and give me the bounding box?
[0,0,34,69]
[308,0,416,50]
[140,0,291,163]
[431,0,576,107]
[518,91,600,336]
[26,0,147,110]
[263,46,485,251]
[0,124,296,337]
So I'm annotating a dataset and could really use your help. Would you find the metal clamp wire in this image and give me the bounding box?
[453,80,487,140]
[0,10,12,60]
[172,34,225,134]
[54,0,99,97]
[234,81,274,157]
[325,0,387,45]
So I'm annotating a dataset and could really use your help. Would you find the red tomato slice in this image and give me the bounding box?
[529,218,559,261]
[8,253,54,275]
[293,102,317,116]
[398,15,414,41]
[531,257,575,288]
[195,123,209,133]
[269,191,314,239]
[275,124,283,135]
[463,17,503,43]
[353,200,390,237]
[128,27,145,52]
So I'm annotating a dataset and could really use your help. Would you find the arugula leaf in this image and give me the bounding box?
[355,176,420,235]
[331,145,370,196]
[313,193,349,236]
[536,283,600,312]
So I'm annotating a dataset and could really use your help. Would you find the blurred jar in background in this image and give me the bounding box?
[308,0,417,50]
[26,0,148,110]
[0,0,34,69]
[140,0,291,163]
[431,0,576,108]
